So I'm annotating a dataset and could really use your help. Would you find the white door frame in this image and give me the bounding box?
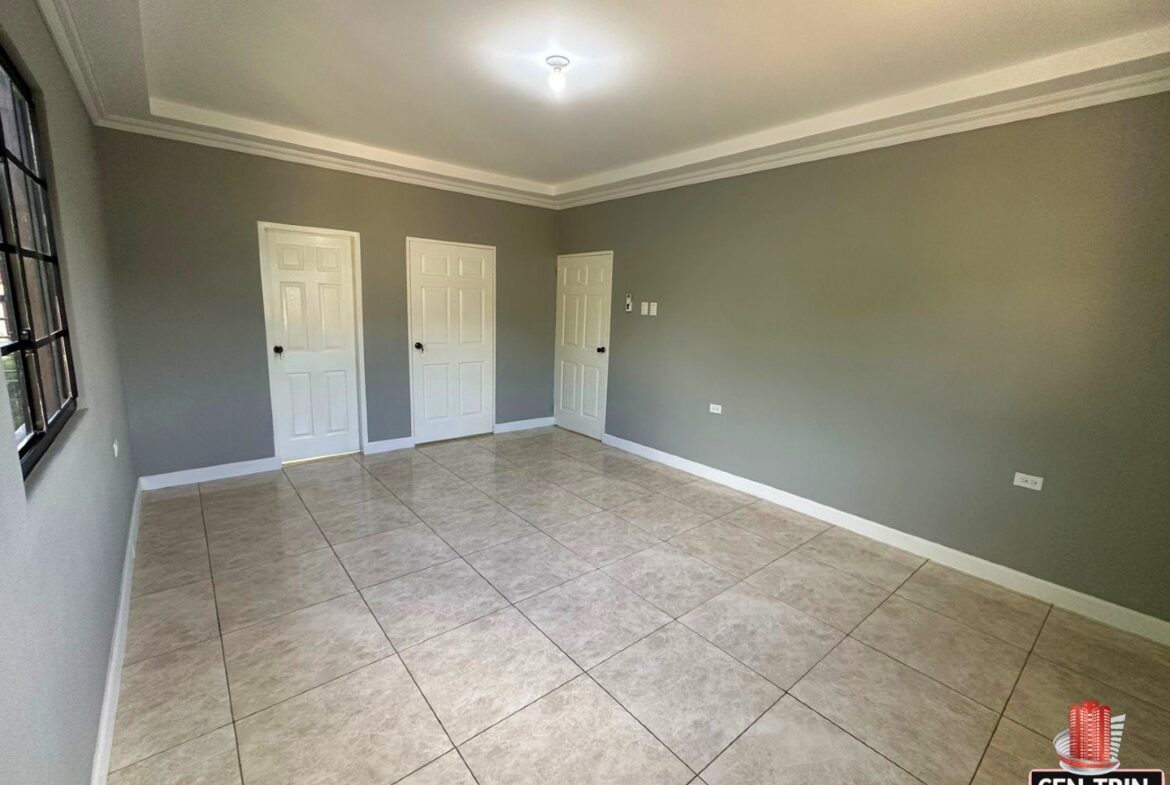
[552,250,614,438]
[258,221,368,460]
[404,237,497,442]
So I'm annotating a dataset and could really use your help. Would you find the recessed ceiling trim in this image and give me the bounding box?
[35,0,1170,210]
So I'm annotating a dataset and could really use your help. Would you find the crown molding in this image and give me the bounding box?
[36,0,1170,210]
[36,0,105,119]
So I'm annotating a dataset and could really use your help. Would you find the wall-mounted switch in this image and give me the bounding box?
[649,302,658,316]
[1013,472,1044,491]
[640,301,649,315]
[709,403,722,414]
[625,294,633,313]
[113,440,119,458]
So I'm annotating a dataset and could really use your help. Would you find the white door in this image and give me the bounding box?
[407,238,495,443]
[261,225,361,462]
[553,252,612,439]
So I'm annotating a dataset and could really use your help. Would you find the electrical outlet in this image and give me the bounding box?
[113,440,119,458]
[625,294,633,313]
[649,302,658,316]
[1013,472,1043,491]
[709,403,722,414]
[640,301,649,315]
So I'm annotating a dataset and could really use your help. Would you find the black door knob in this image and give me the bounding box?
[273,345,284,355]
[414,342,424,351]
[596,346,606,353]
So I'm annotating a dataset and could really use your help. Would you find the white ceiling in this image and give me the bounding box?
[38,0,1170,207]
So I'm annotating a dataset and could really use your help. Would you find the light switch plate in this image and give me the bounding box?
[1013,472,1044,491]
[649,302,658,316]
[640,301,649,315]
[625,294,633,313]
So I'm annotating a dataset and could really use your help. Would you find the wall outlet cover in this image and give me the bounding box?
[640,301,649,315]
[709,403,722,414]
[649,302,658,316]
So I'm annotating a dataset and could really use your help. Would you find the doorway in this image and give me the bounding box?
[259,223,364,462]
[553,251,613,439]
[406,237,497,443]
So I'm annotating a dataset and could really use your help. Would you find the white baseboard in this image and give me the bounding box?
[603,432,1170,647]
[495,416,555,433]
[138,457,282,491]
[89,488,142,785]
[364,436,417,454]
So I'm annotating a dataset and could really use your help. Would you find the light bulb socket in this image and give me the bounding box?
[546,55,570,70]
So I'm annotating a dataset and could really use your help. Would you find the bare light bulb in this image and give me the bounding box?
[546,55,569,94]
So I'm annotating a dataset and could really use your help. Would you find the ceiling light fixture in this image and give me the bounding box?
[546,55,569,93]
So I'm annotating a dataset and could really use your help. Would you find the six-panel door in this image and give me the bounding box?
[408,238,496,443]
[554,252,612,439]
[264,228,361,462]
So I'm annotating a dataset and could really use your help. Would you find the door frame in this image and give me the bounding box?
[404,236,498,443]
[257,221,368,461]
[552,250,614,438]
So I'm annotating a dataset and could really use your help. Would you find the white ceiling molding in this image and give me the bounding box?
[35,0,1170,210]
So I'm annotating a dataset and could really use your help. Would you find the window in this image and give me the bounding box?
[0,46,76,478]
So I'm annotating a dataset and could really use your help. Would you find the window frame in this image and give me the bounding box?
[0,43,77,479]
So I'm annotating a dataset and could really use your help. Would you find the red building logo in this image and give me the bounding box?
[1054,700,1124,775]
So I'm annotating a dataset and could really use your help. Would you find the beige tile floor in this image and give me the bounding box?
[108,426,1170,785]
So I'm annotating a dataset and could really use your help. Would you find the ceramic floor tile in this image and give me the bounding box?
[671,480,756,517]
[357,448,435,468]
[613,494,712,539]
[135,501,205,551]
[109,639,231,771]
[206,515,327,574]
[718,501,829,549]
[108,726,241,785]
[554,437,609,460]
[591,623,781,770]
[460,676,691,785]
[853,595,1027,710]
[199,470,291,498]
[528,457,603,485]
[745,553,889,632]
[283,455,369,486]
[791,638,997,785]
[333,523,456,588]
[702,696,918,785]
[896,562,1050,650]
[440,450,519,480]
[518,572,671,668]
[311,495,421,545]
[398,750,477,785]
[200,488,309,534]
[236,657,451,785]
[603,543,738,618]
[141,483,201,503]
[400,607,580,743]
[131,535,211,597]
[970,719,1052,785]
[369,459,459,492]
[294,473,392,515]
[669,519,789,578]
[796,528,924,590]
[467,468,556,501]
[580,449,649,473]
[546,511,661,566]
[560,475,654,509]
[680,584,843,689]
[213,548,354,632]
[423,502,538,554]
[465,532,593,601]
[222,593,392,717]
[124,579,219,665]
[1004,656,1170,769]
[362,559,507,649]
[397,479,494,519]
[621,464,698,492]
[1032,608,1170,712]
[502,486,602,529]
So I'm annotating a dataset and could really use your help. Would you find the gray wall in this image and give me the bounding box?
[98,131,558,476]
[559,93,1170,621]
[0,2,137,783]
